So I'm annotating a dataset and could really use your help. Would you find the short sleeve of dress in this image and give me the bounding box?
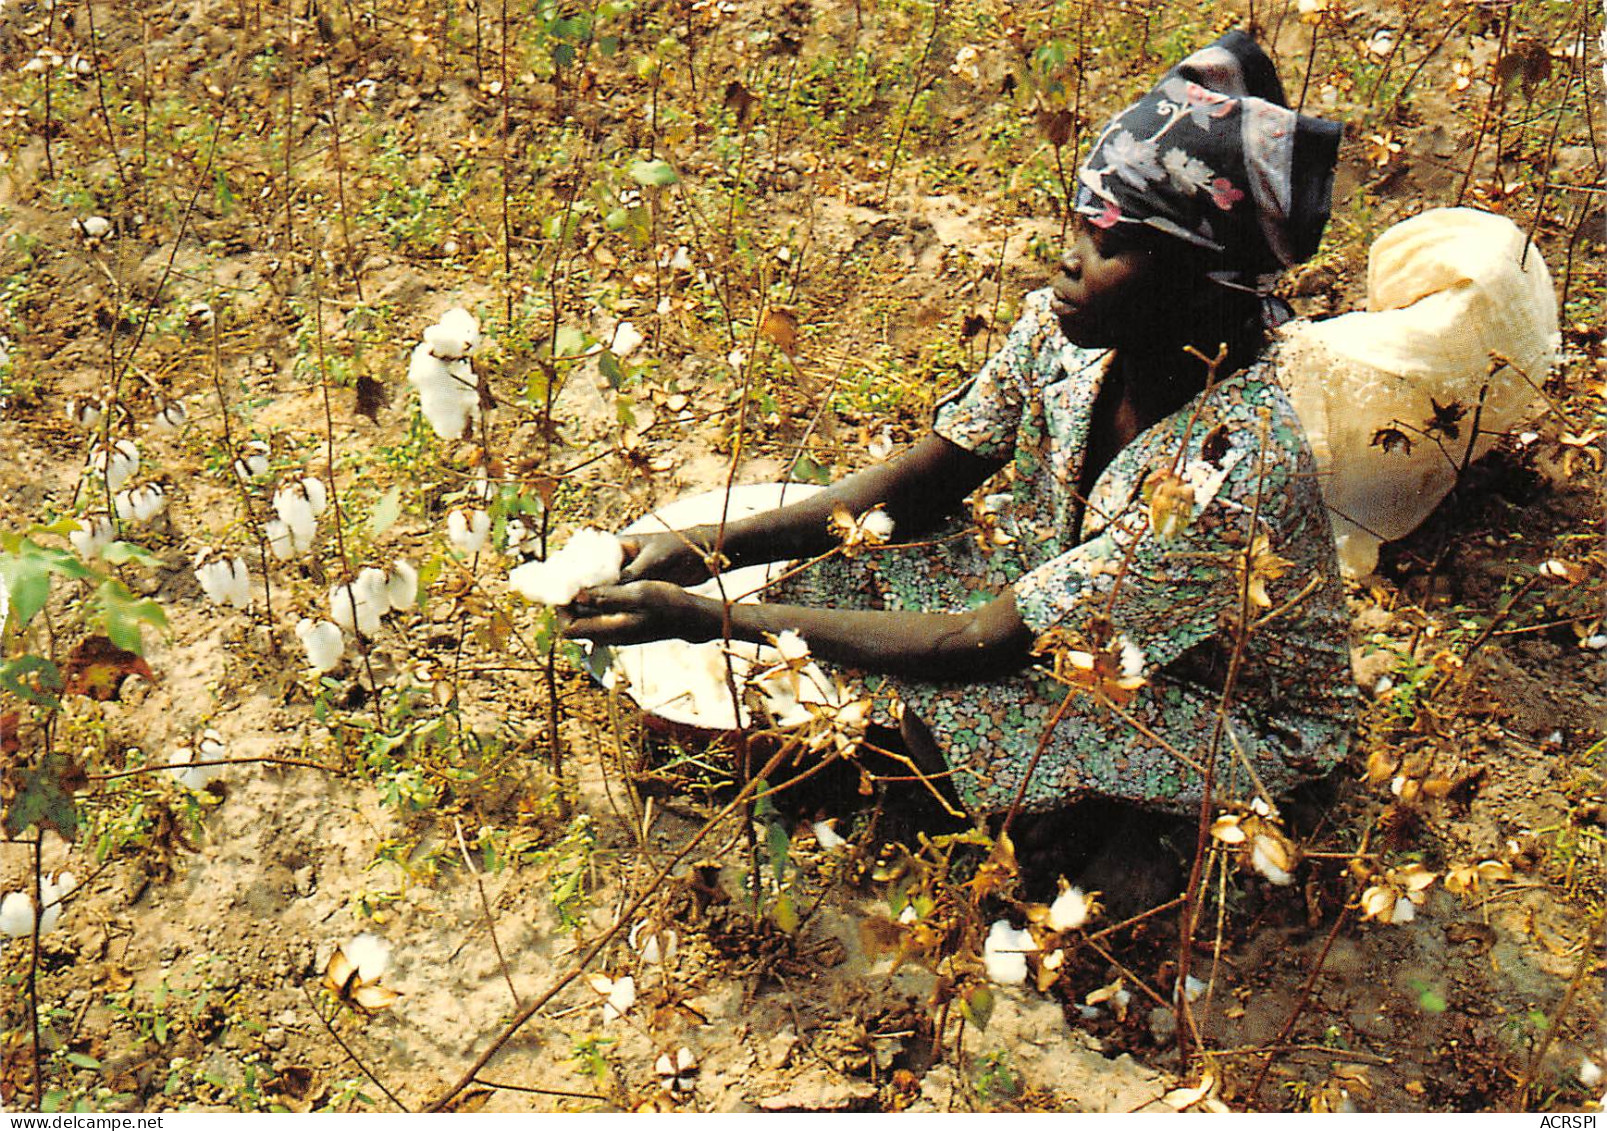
[1011,379,1304,676]
[933,290,1059,461]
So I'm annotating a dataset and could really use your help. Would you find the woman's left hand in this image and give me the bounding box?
[558,581,716,645]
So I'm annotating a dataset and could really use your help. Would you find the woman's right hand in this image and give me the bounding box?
[618,529,717,586]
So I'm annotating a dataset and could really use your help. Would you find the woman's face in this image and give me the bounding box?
[1050,215,1173,350]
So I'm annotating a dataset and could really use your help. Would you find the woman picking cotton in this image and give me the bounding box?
[562,32,1355,832]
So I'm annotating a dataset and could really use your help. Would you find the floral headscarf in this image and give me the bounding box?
[1076,31,1342,293]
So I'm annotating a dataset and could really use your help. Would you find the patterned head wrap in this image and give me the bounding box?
[1075,31,1343,293]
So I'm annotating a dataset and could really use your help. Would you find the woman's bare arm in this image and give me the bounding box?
[562,582,1035,683]
[621,433,1004,584]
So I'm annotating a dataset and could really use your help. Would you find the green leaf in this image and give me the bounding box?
[766,821,790,884]
[369,486,403,536]
[91,579,169,654]
[0,655,63,708]
[3,751,83,840]
[65,1052,102,1070]
[598,351,626,390]
[100,541,162,568]
[629,159,678,187]
[791,454,832,486]
[554,326,591,358]
[960,985,995,1031]
[772,892,800,935]
[0,538,92,627]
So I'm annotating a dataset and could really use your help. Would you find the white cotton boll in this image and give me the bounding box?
[296,617,345,673]
[329,580,384,637]
[1584,635,1607,651]
[560,528,625,589]
[1118,638,1147,681]
[1048,885,1094,932]
[386,561,418,611]
[356,567,390,615]
[422,308,482,360]
[345,932,391,982]
[504,517,535,559]
[602,974,636,1022]
[1389,896,1416,924]
[272,484,318,554]
[1177,974,1208,1003]
[39,873,76,933]
[1580,1057,1603,1089]
[610,320,644,357]
[66,397,106,431]
[898,904,920,924]
[234,440,271,479]
[983,920,1033,986]
[408,345,480,440]
[70,516,115,560]
[812,821,847,851]
[0,892,34,938]
[301,476,328,518]
[168,745,223,792]
[266,520,297,561]
[629,921,678,965]
[151,401,187,433]
[115,484,166,523]
[75,215,112,239]
[1250,837,1295,886]
[89,439,140,492]
[508,529,623,605]
[861,509,895,541]
[448,508,490,553]
[195,556,251,610]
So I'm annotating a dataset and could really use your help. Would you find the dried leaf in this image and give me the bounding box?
[760,308,800,356]
[62,636,156,702]
[1142,469,1194,541]
[354,375,390,422]
[1037,107,1075,148]
[1200,424,1231,467]
[723,80,759,125]
[1494,38,1552,97]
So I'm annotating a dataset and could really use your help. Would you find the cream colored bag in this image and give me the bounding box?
[1276,208,1560,575]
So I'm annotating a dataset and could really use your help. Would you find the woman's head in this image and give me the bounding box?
[1072,31,1341,296]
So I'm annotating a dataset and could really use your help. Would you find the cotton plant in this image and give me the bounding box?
[150,401,187,433]
[87,438,139,493]
[329,567,391,638]
[168,729,228,791]
[629,920,678,965]
[588,973,636,1023]
[1210,801,1300,887]
[0,872,77,939]
[408,308,483,441]
[233,439,271,480]
[323,932,401,1012]
[114,483,167,523]
[508,528,624,606]
[982,920,1035,986]
[655,1048,698,1095]
[69,515,115,560]
[295,617,345,673]
[194,553,251,610]
[269,477,327,559]
[65,396,107,431]
[447,508,491,554]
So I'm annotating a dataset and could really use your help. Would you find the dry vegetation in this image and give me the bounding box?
[0,0,1603,1113]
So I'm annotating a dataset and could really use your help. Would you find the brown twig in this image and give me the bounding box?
[454,818,521,1009]
[299,983,410,1111]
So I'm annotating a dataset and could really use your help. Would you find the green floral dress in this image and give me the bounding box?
[778,289,1356,815]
